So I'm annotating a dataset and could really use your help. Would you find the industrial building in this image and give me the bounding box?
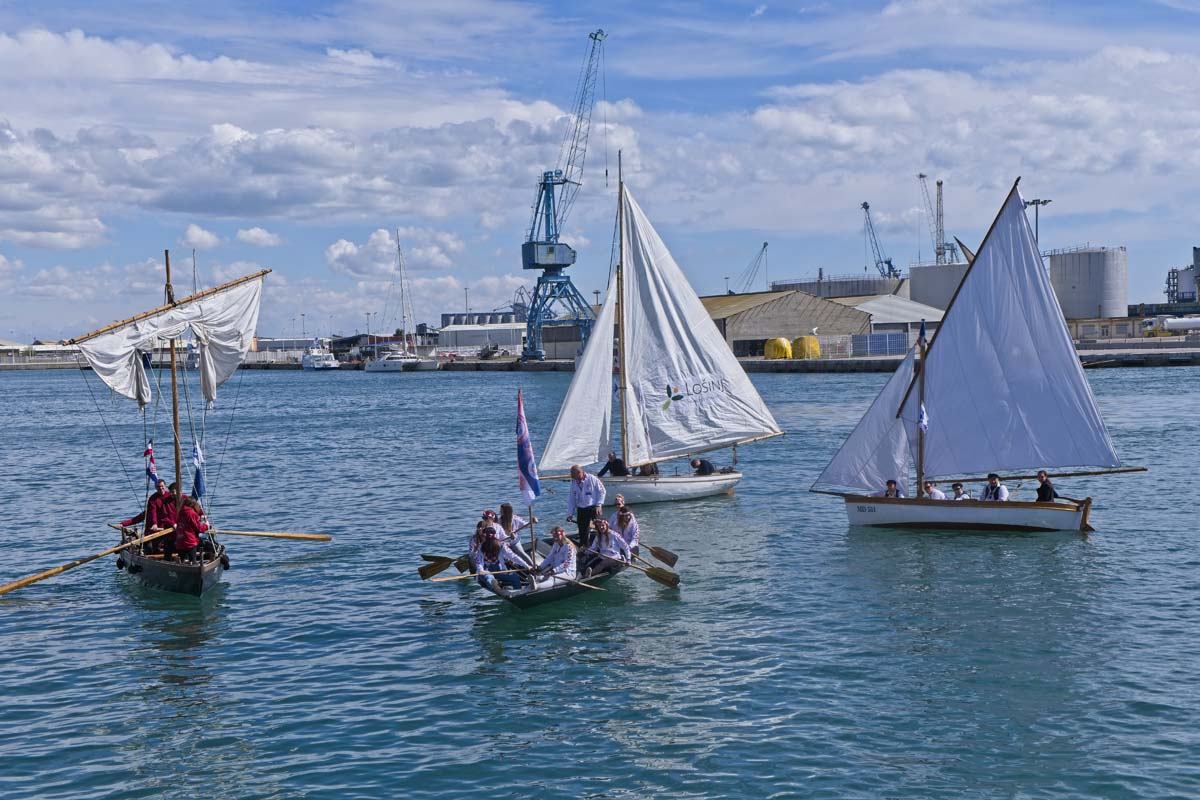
[771,271,907,299]
[699,290,870,356]
[1048,245,1128,320]
[829,295,943,337]
[908,262,969,310]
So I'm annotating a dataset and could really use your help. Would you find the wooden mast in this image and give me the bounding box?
[165,250,183,512]
[916,335,927,497]
[616,151,631,466]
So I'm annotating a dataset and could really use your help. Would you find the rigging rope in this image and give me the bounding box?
[76,356,140,507]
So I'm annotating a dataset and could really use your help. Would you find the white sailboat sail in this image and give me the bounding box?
[898,185,1120,477]
[75,275,265,406]
[620,188,782,465]
[538,270,618,474]
[811,347,918,495]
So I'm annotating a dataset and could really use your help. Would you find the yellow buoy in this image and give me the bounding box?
[763,337,792,359]
[792,335,821,359]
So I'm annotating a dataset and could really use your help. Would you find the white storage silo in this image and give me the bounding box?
[1049,246,1127,320]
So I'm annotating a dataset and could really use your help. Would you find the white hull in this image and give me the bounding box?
[842,495,1091,532]
[364,355,438,372]
[594,473,742,504]
[301,361,340,370]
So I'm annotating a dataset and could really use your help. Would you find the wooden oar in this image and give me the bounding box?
[431,568,527,583]
[538,572,606,592]
[639,541,678,568]
[0,528,175,597]
[214,530,332,542]
[633,552,680,582]
[418,557,456,580]
[583,548,679,589]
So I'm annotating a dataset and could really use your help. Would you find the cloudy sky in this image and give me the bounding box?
[1,0,1199,341]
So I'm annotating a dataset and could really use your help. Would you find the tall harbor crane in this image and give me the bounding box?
[917,173,960,265]
[861,202,900,278]
[521,29,607,360]
[733,242,769,293]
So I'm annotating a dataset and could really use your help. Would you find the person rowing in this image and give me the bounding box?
[497,502,536,566]
[475,534,531,592]
[582,518,631,578]
[120,478,173,552]
[534,526,577,584]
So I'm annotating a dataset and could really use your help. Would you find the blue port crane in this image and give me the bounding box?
[861,201,900,278]
[521,29,607,360]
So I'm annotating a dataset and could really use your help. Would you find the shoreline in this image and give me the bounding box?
[7,349,1199,373]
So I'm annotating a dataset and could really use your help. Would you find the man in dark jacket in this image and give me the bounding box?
[1035,470,1060,502]
[690,457,715,476]
[597,451,630,477]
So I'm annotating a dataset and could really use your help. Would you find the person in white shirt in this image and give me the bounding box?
[613,506,640,554]
[535,526,577,584]
[606,494,626,528]
[582,518,630,578]
[476,534,529,592]
[981,473,1010,501]
[497,502,535,566]
[567,464,606,548]
[923,481,947,500]
[951,482,972,501]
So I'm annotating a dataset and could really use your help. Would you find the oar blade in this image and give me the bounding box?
[454,555,470,573]
[418,559,454,580]
[645,565,680,589]
[646,544,678,568]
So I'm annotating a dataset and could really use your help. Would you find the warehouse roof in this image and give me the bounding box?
[699,290,800,320]
[829,294,945,324]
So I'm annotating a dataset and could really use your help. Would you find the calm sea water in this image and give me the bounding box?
[1,366,1198,799]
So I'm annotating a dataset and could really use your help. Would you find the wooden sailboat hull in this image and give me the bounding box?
[118,541,226,596]
[842,494,1091,532]
[547,472,742,504]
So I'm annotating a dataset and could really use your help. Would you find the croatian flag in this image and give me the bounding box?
[191,442,206,500]
[144,441,159,484]
[515,389,542,505]
[917,318,930,434]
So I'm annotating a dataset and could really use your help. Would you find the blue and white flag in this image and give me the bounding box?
[918,318,927,347]
[190,442,206,500]
[515,389,542,505]
[918,403,929,434]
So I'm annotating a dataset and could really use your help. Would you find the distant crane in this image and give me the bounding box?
[861,202,900,278]
[732,242,769,293]
[916,173,959,265]
[521,29,607,360]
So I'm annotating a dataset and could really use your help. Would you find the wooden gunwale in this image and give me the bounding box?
[842,494,1084,512]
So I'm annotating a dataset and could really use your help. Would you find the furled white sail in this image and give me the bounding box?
[811,347,917,495]
[76,277,264,406]
[537,270,618,474]
[899,185,1120,477]
[620,188,782,465]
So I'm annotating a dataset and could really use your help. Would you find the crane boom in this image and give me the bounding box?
[861,202,898,278]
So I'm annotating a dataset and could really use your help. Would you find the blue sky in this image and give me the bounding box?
[2,0,1199,341]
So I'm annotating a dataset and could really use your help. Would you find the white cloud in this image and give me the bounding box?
[182,223,220,250]
[236,227,282,246]
[752,5,767,17]
[326,227,467,279]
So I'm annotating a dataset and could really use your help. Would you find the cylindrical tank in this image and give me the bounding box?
[792,335,821,359]
[1049,246,1127,320]
[1163,316,1200,331]
[763,338,792,359]
[909,263,969,311]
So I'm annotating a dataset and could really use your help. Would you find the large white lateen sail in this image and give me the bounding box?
[620,188,782,465]
[538,270,618,474]
[811,347,918,495]
[898,185,1120,477]
[76,275,265,406]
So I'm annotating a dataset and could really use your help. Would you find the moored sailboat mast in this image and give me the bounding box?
[616,152,631,464]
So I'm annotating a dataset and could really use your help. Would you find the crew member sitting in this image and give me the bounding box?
[636,462,659,477]
[1035,471,1060,502]
[497,502,535,566]
[876,479,905,498]
[598,451,630,478]
[690,457,715,476]
[174,496,209,563]
[981,473,1010,501]
[121,479,175,551]
[951,482,972,501]
[923,481,947,500]
[582,518,630,578]
[613,506,640,554]
[476,535,528,591]
[535,526,577,583]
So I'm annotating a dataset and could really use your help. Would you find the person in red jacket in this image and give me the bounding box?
[174,496,209,563]
[121,480,179,553]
